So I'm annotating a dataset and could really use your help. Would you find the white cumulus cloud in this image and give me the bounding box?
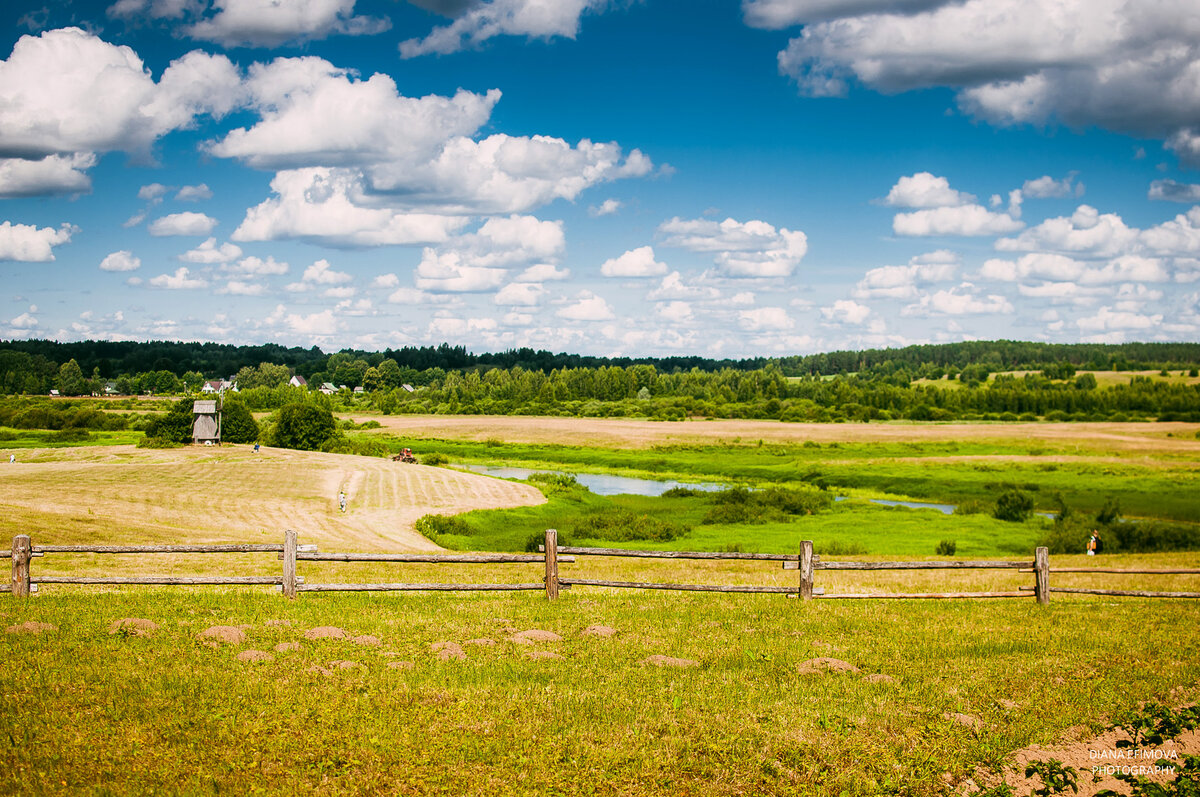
[100,250,141,272]
[400,0,606,58]
[600,246,668,277]
[180,238,243,264]
[149,266,208,289]
[658,216,808,277]
[0,153,95,198]
[185,0,390,48]
[883,172,974,208]
[0,221,75,261]
[149,212,218,237]
[773,0,1200,163]
[556,290,614,321]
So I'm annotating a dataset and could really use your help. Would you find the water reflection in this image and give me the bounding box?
[460,464,724,496]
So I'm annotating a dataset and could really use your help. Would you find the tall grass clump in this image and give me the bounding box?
[702,486,831,525]
[573,509,687,543]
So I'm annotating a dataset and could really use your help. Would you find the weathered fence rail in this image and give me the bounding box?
[7,530,1198,602]
[545,536,1048,602]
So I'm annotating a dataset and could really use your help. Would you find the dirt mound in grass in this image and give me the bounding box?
[509,629,562,644]
[797,657,859,675]
[944,712,982,731]
[431,641,465,661]
[199,626,245,644]
[109,618,158,636]
[582,625,616,637]
[305,626,345,640]
[643,655,698,668]
[237,650,274,663]
[350,635,380,646]
[274,642,300,653]
[6,621,55,634]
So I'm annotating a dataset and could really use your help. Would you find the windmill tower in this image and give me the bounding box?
[192,390,222,445]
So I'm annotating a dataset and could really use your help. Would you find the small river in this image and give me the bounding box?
[461,464,986,513]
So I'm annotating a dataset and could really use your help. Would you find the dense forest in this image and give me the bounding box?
[4,338,1200,383]
[2,338,1200,423]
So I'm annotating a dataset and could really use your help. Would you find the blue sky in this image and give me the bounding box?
[2,0,1199,356]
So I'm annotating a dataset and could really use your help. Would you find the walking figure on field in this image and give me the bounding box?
[339,490,347,513]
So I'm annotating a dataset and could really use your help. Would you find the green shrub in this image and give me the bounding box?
[50,428,91,442]
[703,485,831,525]
[993,489,1034,522]
[421,452,448,466]
[819,540,868,556]
[271,403,337,451]
[953,500,988,516]
[1096,496,1121,525]
[220,398,259,444]
[935,539,957,556]
[573,509,687,542]
[320,437,390,457]
[415,514,473,545]
[660,486,706,498]
[136,436,184,449]
[526,472,579,489]
[523,530,574,553]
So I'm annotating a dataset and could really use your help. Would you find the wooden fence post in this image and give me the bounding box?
[282,530,297,600]
[11,535,31,598]
[800,540,814,601]
[544,529,559,601]
[1034,546,1050,605]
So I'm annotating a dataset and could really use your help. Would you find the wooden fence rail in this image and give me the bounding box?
[8,530,1199,603]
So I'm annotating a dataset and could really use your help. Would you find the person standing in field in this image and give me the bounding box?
[339,490,347,513]
[1087,529,1102,555]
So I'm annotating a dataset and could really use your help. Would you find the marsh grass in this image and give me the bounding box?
[1,573,1198,796]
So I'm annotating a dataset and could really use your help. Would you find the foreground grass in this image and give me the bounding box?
[1,585,1198,797]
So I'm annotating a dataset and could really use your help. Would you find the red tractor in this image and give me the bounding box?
[392,447,417,463]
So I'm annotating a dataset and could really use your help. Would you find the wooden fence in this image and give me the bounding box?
[5,531,1198,602]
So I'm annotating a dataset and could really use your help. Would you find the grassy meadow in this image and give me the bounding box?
[2,416,1200,795]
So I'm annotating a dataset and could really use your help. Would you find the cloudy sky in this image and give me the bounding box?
[3,0,1200,356]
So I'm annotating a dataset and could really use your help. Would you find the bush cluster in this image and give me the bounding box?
[572,510,687,542]
[702,486,832,525]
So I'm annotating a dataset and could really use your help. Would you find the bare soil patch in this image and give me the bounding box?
[431,641,465,661]
[109,618,159,636]
[305,626,346,640]
[199,626,245,644]
[6,620,55,634]
[643,655,698,668]
[797,657,860,675]
[509,629,562,644]
[581,624,616,637]
[273,642,300,653]
[349,634,381,646]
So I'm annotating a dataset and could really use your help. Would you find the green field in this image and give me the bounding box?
[3,419,1199,796]
[3,583,1198,796]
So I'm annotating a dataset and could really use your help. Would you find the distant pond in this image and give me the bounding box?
[459,465,724,497]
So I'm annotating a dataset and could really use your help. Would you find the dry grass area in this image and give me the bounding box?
[366,414,1200,453]
[0,444,543,553]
